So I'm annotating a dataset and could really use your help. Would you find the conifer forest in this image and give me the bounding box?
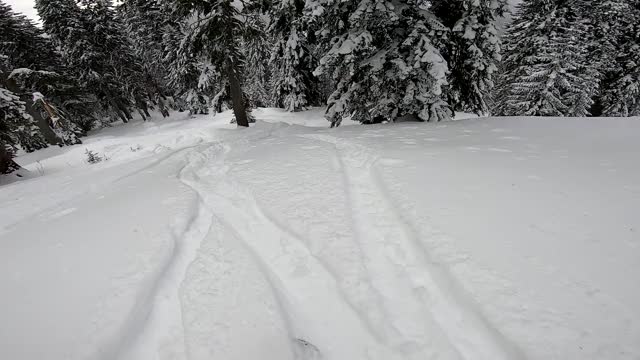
[1,2,639,360]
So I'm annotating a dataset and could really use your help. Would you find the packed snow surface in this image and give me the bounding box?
[0,108,638,360]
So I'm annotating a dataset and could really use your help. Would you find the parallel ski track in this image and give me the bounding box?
[184,142,394,359]
[301,133,522,360]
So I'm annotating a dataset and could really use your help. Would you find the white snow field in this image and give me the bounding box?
[0,108,639,360]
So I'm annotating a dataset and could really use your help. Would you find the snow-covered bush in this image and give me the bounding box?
[308,0,452,126]
[85,149,104,164]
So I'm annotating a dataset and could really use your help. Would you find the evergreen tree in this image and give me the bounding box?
[307,0,452,127]
[269,0,318,111]
[163,17,216,115]
[245,15,272,108]
[8,69,86,144]
[494,0,597,117]
[0,87,47,174]
[0,1,59,72]
[119,0,174,116]
[600,39,640,116]
[433,0,508,114]
[81,0,150,121]
[173,0,259,127]
[1,1,85,146]
[594,1,640,116]
[36,0,150,123]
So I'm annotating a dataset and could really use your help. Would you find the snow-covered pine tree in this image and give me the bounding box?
[494,0,597,117]
[173,0,256,127]
[35,0,91,77]
[0,1,59,72]
[269,0,318,112]
[36,0,149,123]
[432,0,508,115]
[1,1,85,145]
[244,14,272,109]
[594,1,640,116]
[0,86,47,174]
[118,0,174,116]
[8,69,86,144]
[36,0,121,120]
[163,14,216,115]
[80,0,152,121]
[307,0,451,127]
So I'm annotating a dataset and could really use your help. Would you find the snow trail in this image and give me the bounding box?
[118,146,216,360]
[112,142,203,184]
[180,142,398,360]
[112,123,522,359]
[124,125,521,359]
[3,111,640,360]
[301,133,522,360]
[116,123,294,359]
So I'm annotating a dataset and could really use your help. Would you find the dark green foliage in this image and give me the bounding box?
[0,87,47,173]
[173,0,257,126]
[495,0,640,117]
[494,0,597,117]
[593,0,640,116]
[308,0,453,126]
[119,0,175,116]
[269,0,319,111]
[433,0,508,114]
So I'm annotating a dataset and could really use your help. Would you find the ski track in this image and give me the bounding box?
[182,142,398,360]
[4,144,204,237]
[117,124,521,360]
[112,141,204,184]
[301,133,522,360]
[115,124,294,359]
[250,198,393,345]
[117,145,216,360]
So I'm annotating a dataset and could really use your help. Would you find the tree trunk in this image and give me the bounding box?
[106,95,128,123]
[5,77,60,145]
[227,61,249,127]
[26,102,60,145]
[157,97,170,117]
[120,104,133,121]
[137,108,147,121]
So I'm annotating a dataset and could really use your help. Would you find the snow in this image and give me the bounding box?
[1,108,639,360]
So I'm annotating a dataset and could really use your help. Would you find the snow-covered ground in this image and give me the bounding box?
[1,108,638,360]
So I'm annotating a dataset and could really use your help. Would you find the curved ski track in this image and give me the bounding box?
[119,127,523,360]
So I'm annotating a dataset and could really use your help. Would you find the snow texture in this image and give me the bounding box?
[1,108,639,360]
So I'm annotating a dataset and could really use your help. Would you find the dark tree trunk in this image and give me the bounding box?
[134,99,150,121]
[227,61,249,127]
[5,77,60,145]
[120,104,133,121]
[27,103,60,145]
[157,97,170,117]
[135,97,151,119]
[137,108,147,121]
[106,94,128,123]
[142,106,151,118]
[118,111,129,123]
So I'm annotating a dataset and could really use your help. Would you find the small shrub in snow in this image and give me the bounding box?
[130,145,142,152]
[85,149,104,164]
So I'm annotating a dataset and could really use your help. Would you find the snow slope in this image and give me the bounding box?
[0,108,638,360]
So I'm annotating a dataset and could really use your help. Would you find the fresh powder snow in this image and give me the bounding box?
[0,109,638,360]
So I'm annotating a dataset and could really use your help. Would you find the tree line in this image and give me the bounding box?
[495,0,640,117]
